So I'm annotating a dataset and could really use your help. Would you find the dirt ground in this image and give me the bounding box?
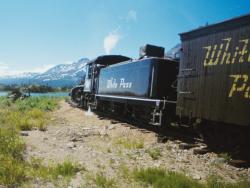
[22,100,250,187]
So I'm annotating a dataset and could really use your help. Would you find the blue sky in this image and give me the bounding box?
[0,0,249,75]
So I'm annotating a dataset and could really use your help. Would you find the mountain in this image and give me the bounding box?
[0,58,89,87]
[33,58,89,87]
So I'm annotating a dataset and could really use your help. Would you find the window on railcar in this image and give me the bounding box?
[86,64,93,79]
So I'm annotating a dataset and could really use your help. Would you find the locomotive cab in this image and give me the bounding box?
[72,55,131,108]
[83,63,94,93]
[84,62,106,94]
[84,55,131,94]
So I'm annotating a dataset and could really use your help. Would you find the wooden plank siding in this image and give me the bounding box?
[177,14,250,126]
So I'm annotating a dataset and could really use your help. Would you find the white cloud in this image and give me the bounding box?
[0,69,23,77]
[103,31,121,54]
[126,10,137,22]
[0,62,9,72]
[0,62,55,77]
[0,62,15,77]
[31,64,55,73]
[64,61,74,65]
[102,10,137,55]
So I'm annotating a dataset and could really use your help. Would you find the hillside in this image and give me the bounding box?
[0,58,89,87]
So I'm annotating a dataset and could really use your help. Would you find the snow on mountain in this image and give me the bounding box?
[34,58,89,81]
[0,58,89,87]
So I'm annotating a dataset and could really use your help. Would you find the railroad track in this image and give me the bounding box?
[67,99,250,167]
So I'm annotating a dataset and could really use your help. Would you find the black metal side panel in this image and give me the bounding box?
[98,59,153,98]
[155,59,179,100]
[177,15,250,126]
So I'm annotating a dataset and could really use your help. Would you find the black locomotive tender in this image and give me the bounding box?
[71,14,250,135]
[71,45,179,125]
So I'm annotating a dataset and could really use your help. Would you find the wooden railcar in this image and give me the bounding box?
[177,14,250,126]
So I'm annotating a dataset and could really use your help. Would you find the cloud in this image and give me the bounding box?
[64,61,74,65]
[103,31,121,54]
[0,62,9,70]
[0,62,14,76]
[31,64,55,73]
[0,70,23,77]
[0,62,55,77]
[102,10,137,54]
[126,10,137,22]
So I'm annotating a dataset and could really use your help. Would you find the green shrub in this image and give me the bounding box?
[0,128,24,160]
[0,97,58,131]
[0,97,11,108]
[0,128,26,185]
[0,96,62,186]
[18,118,33,131]
[37,120,47,131]
[27,108,45,119]
[0,155,26,185]
[15,97,58,111]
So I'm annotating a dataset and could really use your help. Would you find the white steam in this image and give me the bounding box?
[103,32,120,54]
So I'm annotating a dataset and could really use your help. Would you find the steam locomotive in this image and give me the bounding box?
[70,14,250,140]
[70,45,179,126]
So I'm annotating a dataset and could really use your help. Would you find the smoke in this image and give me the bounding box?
[103,10,137,54]
[103,32,120,55]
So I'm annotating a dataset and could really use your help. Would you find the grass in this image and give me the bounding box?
[146,148,162,160]
[217,153,232,163]
[0,128,24,159]
[1,96,249,187]
[15,96,59,111]
[118,163,131,180]
[133,167,202,188]
[205,175,250,188]
[92,172,116,188]
[132,167,250,188]
[28,158,82,180]
[0,97,58,131]
[0,126,26,185]
[0,155,27,185]
[52,160,81,178]
[113,137,144,149]
[0,96,73,186]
